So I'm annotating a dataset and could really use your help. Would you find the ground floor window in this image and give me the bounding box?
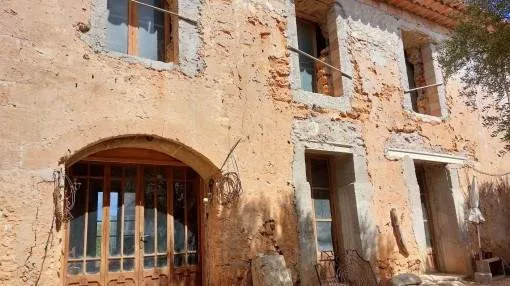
[65,149,201,285]
[306,156,335,255]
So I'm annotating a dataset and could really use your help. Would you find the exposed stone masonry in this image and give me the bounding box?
[0,0,509,285]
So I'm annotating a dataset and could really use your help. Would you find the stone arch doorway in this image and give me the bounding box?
[62,135,218,286]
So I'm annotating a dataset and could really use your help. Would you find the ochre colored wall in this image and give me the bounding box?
[0,0,295,284]
[0,0,509,285]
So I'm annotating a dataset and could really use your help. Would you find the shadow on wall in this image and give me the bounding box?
[476,178,510,262]
[377,233,398,281]
[205,188,299,285]
[375,212,422,283]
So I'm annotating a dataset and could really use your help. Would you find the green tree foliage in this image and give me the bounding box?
[438,0,510,147]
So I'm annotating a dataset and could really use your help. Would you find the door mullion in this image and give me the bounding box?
[120,168,125,271]
[168,167,174,276]
[136,166,143,284]
[83,166,90,275]
[101,165,111,285]
[153,170,158,268]
[184,172,188,266]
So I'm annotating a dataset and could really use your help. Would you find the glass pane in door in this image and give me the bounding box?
[124,167,136,259]
[86,179,103,274]
[143,167,168,269]
[156,167,168,266]
[108,179,122,272]
[173,180,185,267]
[68,178,87,260]
[106,166,138,274]
[109,179,122,257]
[186,180,198,255]
[144,167,156,268]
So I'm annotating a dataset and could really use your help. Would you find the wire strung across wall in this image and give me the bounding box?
[209,138,244,207]
[464,164,510,177]
[458,163,510,261]
[460,163,510,194]
[53,169,81,229]
[449,163,510,186]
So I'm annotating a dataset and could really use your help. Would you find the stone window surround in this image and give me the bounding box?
[292,141,376,285]
[398,151,472,274]
[286,1,354,112]
[83,0,204,76]
[397,28,449,121]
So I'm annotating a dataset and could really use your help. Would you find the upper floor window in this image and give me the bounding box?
[402,30,444,117]
[296,18,330,95]
[288,2,352,111]
[107,0,175,62]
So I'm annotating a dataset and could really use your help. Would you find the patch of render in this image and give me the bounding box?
[385,130,470,271]
[335,0,449,119]
[385,132,467,159]
[292,89,352,112]
[285,1,353,112]
[292,116,376,285]
[400,156,428,268]
[341,0,448,49]
[83,0,204,75]
[293,117,365,150]
[445,165,470,263]
[398,41,449,120]
[285,0,300,92]
[401,157,471,274]
[177,0,205,76]
[393,15,449,119]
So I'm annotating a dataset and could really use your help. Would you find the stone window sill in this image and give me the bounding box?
[103,50,176,71]
[293,89,350,112]
[408,111,446,123]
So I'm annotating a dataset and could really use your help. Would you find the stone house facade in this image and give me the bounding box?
[0,0,508,285]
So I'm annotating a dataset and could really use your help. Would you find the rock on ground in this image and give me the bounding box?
[251,254,292,286]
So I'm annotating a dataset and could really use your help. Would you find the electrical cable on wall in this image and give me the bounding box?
[129,0,197,24]
[464,164,510,177]
[287,45,352,79]
[211,138,243,207]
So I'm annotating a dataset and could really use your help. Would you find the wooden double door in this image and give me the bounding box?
[65,161,201,285]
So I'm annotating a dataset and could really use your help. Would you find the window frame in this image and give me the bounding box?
[400,29,448,118]
[287,2,353,111]
[63,161,201,285]
[107,0,175,63]
[296,17,320,93]
[305,155,338,257]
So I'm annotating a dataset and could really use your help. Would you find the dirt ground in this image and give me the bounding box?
[463,277,510,286]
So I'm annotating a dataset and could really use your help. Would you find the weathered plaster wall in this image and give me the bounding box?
[0,0,297,284]
[478,177,510,263]
[290,0,510,282]
[1,0,510,285]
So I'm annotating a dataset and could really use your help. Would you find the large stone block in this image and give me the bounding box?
[385,273,422,286]
[474,272,492,284]
[251,254,293,286]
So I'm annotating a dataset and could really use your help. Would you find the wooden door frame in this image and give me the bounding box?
[62,161,205,285]
[415,164,439,272]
